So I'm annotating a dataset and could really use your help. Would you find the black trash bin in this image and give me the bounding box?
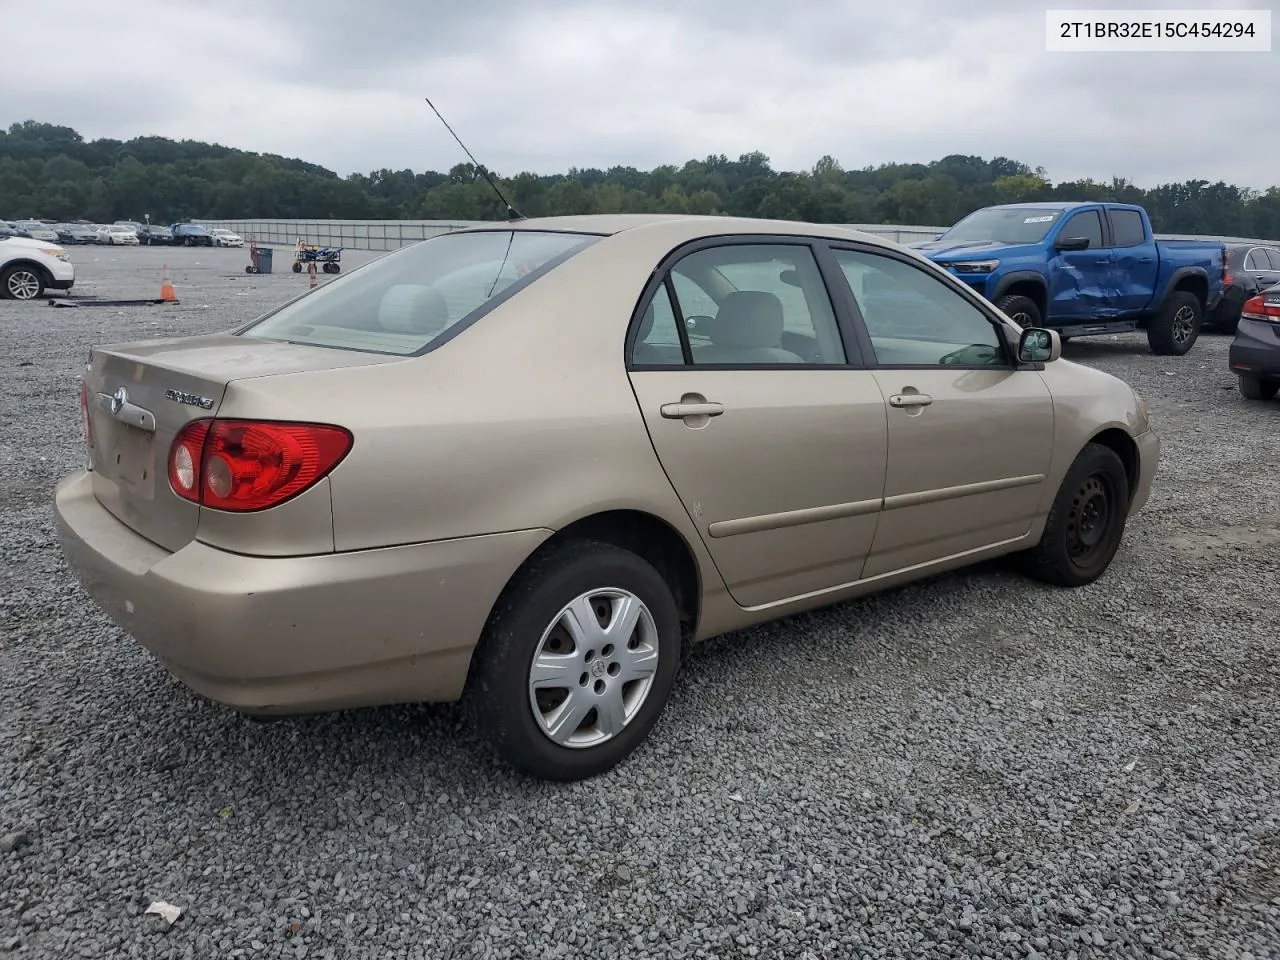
[246,245,274,275]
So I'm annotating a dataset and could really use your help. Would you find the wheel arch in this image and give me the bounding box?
[464,508,704,691]
[1086,426,1140,508]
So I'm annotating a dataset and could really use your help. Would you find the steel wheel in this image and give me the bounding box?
[1065,473,1115,566]
[4,268,42,300]
[1171,304,1196,344]
[527,588,660,749]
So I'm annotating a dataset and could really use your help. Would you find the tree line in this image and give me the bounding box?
[3,120,1277,239]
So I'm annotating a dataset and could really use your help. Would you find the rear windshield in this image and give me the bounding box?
[238,229,600,356]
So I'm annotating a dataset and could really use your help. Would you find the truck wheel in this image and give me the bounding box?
[994,294,1042,328]
[1147,290,1202,356]
[1238,375,1279,401]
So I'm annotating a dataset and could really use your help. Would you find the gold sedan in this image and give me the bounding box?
[54,214,1158,781]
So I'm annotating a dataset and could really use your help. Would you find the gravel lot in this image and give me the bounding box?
[2,244,1278,959]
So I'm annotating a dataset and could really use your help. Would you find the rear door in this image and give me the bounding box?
[1048,208,1119,322]
[626,237,888,609]
[1104,207,1160,315]
[825,243,1055,578]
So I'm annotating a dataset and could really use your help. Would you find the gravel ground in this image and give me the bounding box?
[2,245,1278,959]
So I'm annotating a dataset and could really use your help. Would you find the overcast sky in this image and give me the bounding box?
[0,0,1273,189]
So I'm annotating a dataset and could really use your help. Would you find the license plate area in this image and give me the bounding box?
[95,416,157,500]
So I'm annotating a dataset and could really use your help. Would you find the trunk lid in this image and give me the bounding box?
[85,333,398,552]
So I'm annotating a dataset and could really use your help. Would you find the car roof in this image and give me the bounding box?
[456,213,888,244]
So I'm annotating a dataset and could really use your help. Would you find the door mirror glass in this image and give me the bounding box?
[1019,327,1061,363]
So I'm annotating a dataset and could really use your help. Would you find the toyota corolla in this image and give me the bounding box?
[54,214,1159,781]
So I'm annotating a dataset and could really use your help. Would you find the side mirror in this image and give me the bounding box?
[1054,235,1090,252]
[1018,327,1061,364]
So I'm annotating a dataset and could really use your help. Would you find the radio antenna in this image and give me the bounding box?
[424,96,524,221]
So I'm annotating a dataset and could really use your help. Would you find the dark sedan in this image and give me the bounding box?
[55,223,101,244]
[169,223,213,246]
[139,224,176,245]
[1228,284,1280,401]
[1209,242,1280,333]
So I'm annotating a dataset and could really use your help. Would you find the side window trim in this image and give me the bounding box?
[624,234,868,371]
[820,240,1020,371]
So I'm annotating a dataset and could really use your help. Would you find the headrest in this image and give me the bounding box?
[378,284,450,335]
[710,291,784,348]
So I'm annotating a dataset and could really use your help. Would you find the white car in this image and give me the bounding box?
[0,235,76,300]
[211,228,244,247]
[103,224,140,246]
[15,220,60,243]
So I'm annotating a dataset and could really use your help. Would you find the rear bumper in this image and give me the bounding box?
[1229,318,1280,380]
[54,471,550,714]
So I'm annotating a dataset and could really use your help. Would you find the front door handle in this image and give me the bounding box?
[661,401,724,419]
[888,393,934,408]
[1095,258,1111,265]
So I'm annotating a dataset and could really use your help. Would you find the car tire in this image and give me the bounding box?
[1019,442,1131,588]
[469,540,683,782]
[993,294,1042,328]
[1147,290,1202,356]
[1238,374,1279,401]
[1,264,46,300]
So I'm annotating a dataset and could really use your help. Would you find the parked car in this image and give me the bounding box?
[210,228,244,248]
[1207,242,1280,333]
[0,221,16,239]
[55,223,100,244]
[15,220,61,243]
[1,234,75,299]
[1228,283,1280,401]
[139,224,175,245]
[912,202,1225,356]
[53,214,1159,781]
[101,224,140,245]
[170,223,213,246]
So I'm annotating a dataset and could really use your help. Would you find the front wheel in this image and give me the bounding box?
[1148,290,1202,356]
[468,541,682,781]
[1238,374,1279,401]
[1,264,45,300]
[993,293,1042,328]
[1019,442,1131,588]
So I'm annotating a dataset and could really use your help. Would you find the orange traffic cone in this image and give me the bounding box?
[160,265,177,302]
[308,262,317,290]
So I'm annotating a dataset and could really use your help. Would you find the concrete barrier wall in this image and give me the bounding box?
[198,218,1275,251]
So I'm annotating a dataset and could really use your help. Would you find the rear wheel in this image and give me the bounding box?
[1148,290,1202,355]
[1238,374,1279,401]
[1019,442,1131,588]
[469,540,682,781]
[1,264,45,300]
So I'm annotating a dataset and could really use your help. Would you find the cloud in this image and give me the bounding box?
[0,0,1273,189]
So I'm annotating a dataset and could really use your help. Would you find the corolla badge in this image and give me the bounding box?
[110,386,128,415]
[164,388,215,410]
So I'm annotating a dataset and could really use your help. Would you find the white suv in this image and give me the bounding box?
[1,236,76,300]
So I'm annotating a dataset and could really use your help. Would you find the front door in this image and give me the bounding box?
[827,244,1056,578]
[1048,208,1119,322]
[627,239,888,609]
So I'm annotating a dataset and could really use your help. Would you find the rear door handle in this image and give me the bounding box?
[888,393,933,408]
[660,401,724,419]
[1138,256,1154,263]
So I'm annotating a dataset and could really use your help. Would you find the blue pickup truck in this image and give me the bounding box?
[912,201,1225,356]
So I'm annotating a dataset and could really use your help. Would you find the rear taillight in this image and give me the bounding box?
[1241,294,1280,324]
[79,379,93,449]
[168,419,353,512]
